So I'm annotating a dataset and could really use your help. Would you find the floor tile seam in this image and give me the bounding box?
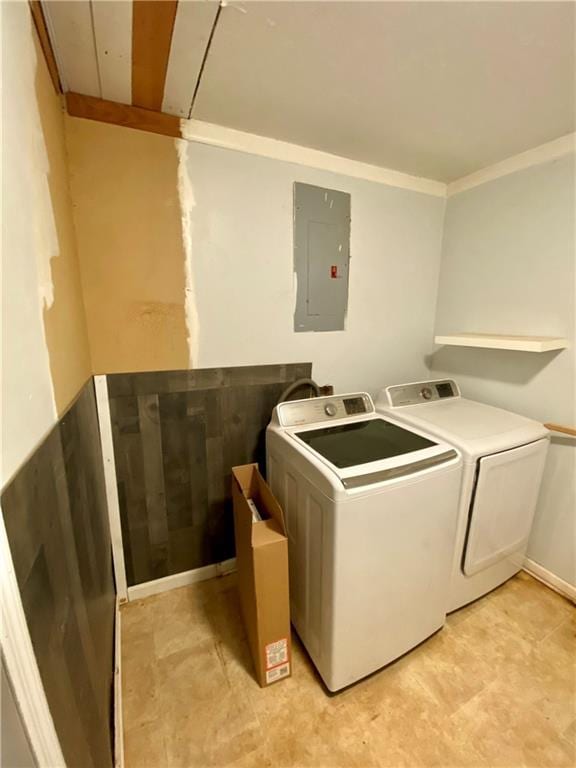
[366,705,485,768]
[446,676,503,725]
[486,603,570,647]
[533,613,576,650]
[559,724,576,752]
[406,667,453,719]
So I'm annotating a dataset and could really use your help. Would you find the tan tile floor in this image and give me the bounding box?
[121,572,575,768]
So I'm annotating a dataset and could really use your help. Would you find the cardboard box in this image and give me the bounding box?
[232,464,291,687]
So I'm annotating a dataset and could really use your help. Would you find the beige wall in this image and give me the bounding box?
[35,33,92,414]
[65,118,189,374]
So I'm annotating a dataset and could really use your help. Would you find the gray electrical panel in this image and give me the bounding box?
[293,182,351,332]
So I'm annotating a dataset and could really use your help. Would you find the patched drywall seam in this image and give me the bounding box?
[176,136,199,367]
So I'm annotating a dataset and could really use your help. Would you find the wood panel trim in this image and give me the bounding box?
[29,1,62,93]
[95,376,129,602]
[113,600,125,768]
[65,92,181,138]
[132,0,179,111]
[544,423,576,437]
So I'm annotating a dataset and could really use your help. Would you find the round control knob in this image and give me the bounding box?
[324,402,338,417]
[420,387,433,400]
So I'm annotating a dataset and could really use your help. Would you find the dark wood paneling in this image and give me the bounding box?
[2,381,115,768]
[108,363,312,585]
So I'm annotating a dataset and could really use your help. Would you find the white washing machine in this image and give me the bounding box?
[376,379,549,613]
[266,392,462,691]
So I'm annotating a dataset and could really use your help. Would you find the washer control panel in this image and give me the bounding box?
[420,386,434,400]
[385,380,460,408]
[278,393,373,427]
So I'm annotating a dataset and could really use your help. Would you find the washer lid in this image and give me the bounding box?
[380,399,548,457]
[294,418,437,468]
[289,415,460,492]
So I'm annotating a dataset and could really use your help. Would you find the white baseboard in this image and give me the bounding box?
[113,597,124,768]
[126,558,237,602]
[523,559,576,603]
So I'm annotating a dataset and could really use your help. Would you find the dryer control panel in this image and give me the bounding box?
[277,393,374,427]
[385,380,460,408]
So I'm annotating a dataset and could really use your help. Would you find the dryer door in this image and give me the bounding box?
[463,439,548,576]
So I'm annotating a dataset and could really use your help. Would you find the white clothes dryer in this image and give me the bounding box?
[376,380,549,612]
[266,392,462,691]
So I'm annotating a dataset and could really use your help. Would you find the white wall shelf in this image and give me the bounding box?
[434,333,569,353]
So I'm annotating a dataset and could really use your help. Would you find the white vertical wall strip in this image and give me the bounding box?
[0,513,66,768]
[42,0,100,96]
[162,0,220,117]
[113,600,124,768]
[94,375,128,603]
[91,0,132,104]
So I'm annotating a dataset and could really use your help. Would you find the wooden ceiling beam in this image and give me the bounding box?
[66,93,181,138]
[29,1,62,94]
[132,0,179,111]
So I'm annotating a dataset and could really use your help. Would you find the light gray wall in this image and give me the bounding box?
[185,143,446,396]
[1,660,36,768]
[432,154,575,587]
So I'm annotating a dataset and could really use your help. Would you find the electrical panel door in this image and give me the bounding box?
[293,183,351,332]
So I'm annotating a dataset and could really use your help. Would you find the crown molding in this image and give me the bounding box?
[447,133,576,197]
[180,118,447,197]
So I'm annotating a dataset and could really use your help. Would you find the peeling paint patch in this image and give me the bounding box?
[20,5,58,348]
[29,48,59,309]
[176,136,200,367]
[34,174,59,309]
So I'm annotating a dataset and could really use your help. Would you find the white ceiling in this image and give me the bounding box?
[193,1,576,182]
